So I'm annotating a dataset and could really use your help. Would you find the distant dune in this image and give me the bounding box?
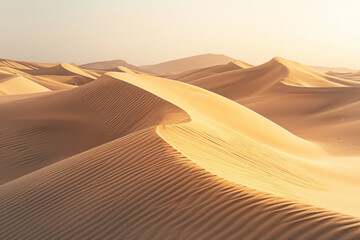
[327,71,360,81]
[0,75,50,95]
[140,53,235,74]
[80,59,145,73]
[1,55,360,239]
[310,65,358,73]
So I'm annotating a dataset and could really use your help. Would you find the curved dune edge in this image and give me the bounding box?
[106,71,360,217]
[0,76,189,184]
[0,128,359,240]
[106,71,324,158]
[185,57,360,155]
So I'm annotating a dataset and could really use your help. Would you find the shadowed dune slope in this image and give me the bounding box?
[1,128,359,240]
[191,57,360,97]
[186,57,360,154]
[107,71,360,217]
[0,76,188,184]
[140,54,235,74]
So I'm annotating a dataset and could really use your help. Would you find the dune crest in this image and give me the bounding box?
[1,56,360,239]
[106,71,360,216]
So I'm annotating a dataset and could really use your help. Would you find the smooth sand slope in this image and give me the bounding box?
[172,57,360,155]
[0,75,50,95]
[0,76,187,184]
[311,65,359,74]
[140,53,235,74]
[1,128,360,240]
[0,58,56,70]
[23,62,98,80]
[1,56,360,239]
[108,71,360,217]
[164,61,252,83]
[0,59,94,90]
[80,59,145,73]
[327,71,360,81]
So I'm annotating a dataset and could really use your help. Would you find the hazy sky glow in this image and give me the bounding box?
[1,0,359,68]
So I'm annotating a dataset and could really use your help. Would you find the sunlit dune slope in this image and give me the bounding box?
[107,71,360,217]
[1,128,359,240]
[0,75,50,95]
[0,76,188,184]
[1,57,360,239]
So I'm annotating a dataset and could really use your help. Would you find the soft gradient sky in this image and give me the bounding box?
[1,0,359,68]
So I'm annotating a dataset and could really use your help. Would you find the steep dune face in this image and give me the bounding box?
[1,128,359,240]
[107,71,360,217]
[107,72,322,157]
[140,54,235,74]
[0,76,188,184]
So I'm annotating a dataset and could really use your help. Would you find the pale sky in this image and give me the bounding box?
[1,0,359,68]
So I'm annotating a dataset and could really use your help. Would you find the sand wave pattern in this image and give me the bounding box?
[1,129,359,240]
[1,56,360,239]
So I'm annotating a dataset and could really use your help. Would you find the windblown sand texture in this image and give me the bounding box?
[1,55,360,239]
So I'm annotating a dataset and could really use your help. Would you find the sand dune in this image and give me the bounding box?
[165,61,251,83]
[172,57,360,154]
[140,53,235,74]
[0,75,50,95]
[327,71,360,81]
[1,128,359,240]
[310,65,359,74]
[0,58,56,70]
[108,71,360,216]
[23,62,98,80]
[80,59,145,73]
[1,56,360,239]
[0,76,188,184]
